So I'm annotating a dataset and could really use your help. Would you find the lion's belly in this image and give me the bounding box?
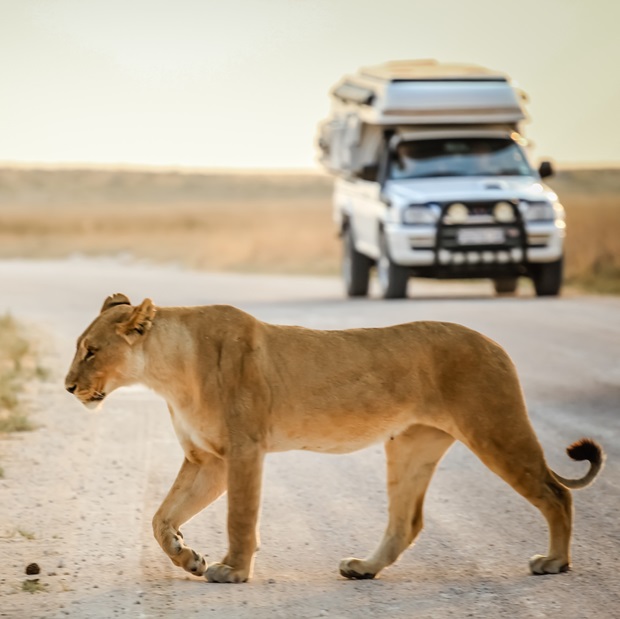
[266,407,417,454]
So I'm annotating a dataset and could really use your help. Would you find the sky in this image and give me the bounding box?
[2,0,619,170]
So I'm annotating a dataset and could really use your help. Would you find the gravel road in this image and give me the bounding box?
[1,258,618,619]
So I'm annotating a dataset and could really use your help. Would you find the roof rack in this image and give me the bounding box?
[360,59,509,83]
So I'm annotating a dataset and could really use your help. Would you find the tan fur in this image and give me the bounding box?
[65,295,604,583]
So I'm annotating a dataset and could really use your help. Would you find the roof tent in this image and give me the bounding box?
[330,60,527,125]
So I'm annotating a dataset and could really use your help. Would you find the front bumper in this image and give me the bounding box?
[385,219,564,277]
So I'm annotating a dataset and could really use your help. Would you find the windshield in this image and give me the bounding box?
[389,137,534,180]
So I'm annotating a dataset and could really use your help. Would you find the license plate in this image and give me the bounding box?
[457,228,505,245]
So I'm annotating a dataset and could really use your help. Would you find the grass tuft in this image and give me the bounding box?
[0,314,44,435]
[22,579,46,593]
[0,410,33,433]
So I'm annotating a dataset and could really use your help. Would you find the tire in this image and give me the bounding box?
[377,231,409,299]
[532,258,563,297]
[342,227,372,297]
[493,277,518,295]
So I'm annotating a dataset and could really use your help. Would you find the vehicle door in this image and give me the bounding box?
[348,179,383,259]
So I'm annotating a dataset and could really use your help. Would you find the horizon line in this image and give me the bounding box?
[0,160,619,174]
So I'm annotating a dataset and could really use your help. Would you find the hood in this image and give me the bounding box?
[385,176,557,204]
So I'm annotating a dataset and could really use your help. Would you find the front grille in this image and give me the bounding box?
[463,201,496,216]
[439,225,522,250]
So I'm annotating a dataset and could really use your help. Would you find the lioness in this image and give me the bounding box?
[65,293,604,583]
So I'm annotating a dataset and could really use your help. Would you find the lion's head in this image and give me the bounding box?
[65,293,156,409]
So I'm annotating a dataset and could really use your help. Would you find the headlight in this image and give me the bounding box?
[494,201,516,223]
[446,202,469,224]
[519,201,555,221]
[402,205,439,225]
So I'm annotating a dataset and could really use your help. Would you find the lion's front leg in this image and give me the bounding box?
[205,446,264,583]
[152,454,227,576]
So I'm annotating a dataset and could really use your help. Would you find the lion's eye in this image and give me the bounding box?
[84,349,96,362]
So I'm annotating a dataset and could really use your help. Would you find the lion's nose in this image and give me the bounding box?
[66,384,77,394]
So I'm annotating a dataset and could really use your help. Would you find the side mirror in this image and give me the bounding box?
[538,160,554,179]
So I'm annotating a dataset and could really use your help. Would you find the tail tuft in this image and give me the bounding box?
[567,438,603,464]
[550,438,605,490]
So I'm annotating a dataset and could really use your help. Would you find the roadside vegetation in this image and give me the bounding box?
[547,169,620,294]
[0,314,46,441]
[0,166,617,293]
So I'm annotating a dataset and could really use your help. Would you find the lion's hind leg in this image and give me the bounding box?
[152,454,227,577]
[461,421,573,575]
[527,475,573,575]
[340,425,454,579]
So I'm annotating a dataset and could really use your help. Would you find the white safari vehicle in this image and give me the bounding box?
[317,60,565,298]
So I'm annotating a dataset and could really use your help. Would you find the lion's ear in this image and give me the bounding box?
[116,298,156,345]
[101,293,131,314]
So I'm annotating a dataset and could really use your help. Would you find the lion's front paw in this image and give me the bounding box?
[185,549,208,576]
[339,558,377,580]
[205,562,248,583]
[529,554,570,575]
[169,533,207,576]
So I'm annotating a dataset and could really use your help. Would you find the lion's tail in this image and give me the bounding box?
[550,438,605,490]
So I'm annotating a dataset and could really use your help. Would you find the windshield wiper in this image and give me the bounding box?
[494,169,526,176]
[417,172,467,178]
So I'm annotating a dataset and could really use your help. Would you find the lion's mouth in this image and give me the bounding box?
[83,391,106,410]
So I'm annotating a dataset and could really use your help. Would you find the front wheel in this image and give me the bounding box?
[342,227,372,297]
[493,277,518,295]
[377,231,409,299]
[531,258,563,297]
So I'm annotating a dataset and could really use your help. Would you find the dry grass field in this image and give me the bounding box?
[0,168,338,275]
[545,169,620,293]
[0,166,617,292]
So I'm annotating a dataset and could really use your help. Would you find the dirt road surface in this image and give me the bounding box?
[1,258,618,619]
